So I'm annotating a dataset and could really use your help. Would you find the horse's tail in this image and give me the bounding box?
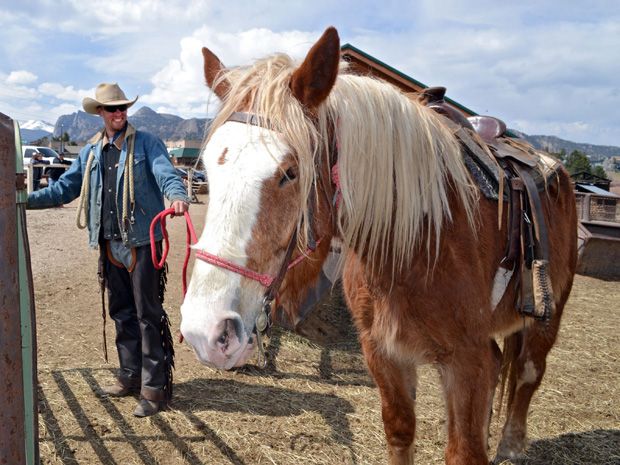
[497,331,523,420]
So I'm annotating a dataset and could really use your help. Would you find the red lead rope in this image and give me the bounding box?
[150,208,197,296]
[149,208,320,298]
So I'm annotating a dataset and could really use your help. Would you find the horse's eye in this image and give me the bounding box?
[279,167,297,187]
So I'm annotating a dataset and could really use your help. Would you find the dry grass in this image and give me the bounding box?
[28,196,619,465]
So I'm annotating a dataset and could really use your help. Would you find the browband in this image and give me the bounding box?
[226,111,270,128]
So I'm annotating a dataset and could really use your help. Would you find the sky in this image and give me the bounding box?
[0,0,618,146]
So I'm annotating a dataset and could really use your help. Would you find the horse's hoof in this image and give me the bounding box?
[491,452,524,465]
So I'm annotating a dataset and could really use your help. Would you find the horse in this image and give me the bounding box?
[179,27,578,465]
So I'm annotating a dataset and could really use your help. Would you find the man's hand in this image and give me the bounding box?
[171,200,189,216]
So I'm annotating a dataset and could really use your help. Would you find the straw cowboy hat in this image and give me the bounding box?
[82,83,138,114]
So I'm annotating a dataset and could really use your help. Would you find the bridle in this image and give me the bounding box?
[150,111,320,366]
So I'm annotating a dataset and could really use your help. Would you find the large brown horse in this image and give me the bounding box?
[180,27,577,465]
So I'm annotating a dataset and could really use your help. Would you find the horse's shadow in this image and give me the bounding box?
[236,282,374,389]
[230,326,373,389]
[498,429,620,465]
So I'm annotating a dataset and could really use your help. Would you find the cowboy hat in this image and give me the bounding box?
[82,83,138,114]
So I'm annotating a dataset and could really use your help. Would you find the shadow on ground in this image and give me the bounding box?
[39,366,358,465]
[499,429,620,465]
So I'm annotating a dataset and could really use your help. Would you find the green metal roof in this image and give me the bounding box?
[169,147,201,158]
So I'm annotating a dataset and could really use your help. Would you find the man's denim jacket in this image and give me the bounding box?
[28,125,191,248]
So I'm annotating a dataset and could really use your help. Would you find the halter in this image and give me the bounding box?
[150,111,319,366]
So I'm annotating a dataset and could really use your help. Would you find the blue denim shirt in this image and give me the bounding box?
[28,125,191,248]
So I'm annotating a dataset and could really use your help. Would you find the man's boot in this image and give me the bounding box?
[133,398,168,417]
[100,380,139,397]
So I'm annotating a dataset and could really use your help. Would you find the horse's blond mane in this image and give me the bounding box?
[208,53,477,273]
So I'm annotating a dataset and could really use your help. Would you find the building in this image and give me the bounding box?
[168,147,202,166]
[165,139,203,166]
[340,43,478,118]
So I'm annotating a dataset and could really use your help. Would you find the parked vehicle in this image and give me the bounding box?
[21,145,75,176]
[22,145,60,164]
[175,167,208,199]
[175,167,207,183]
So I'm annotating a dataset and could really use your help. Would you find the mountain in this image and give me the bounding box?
[21,119,55,132]
[54,106,209,142]
[19,119,54,143]
[54,111,101,142]
[513,131,619,161]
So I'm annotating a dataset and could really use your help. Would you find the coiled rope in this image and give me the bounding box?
[76,147,95,229]
[121,134,136,229]
[76,134,135,233]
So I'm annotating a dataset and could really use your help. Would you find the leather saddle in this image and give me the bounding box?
[420,86,558,321]
[421,87,542,168]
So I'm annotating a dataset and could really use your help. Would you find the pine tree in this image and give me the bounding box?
[563,150,592,175]
[592,165,609,180]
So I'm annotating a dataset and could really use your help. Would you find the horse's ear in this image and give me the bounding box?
[290,27,340,109]
[202,47,230,99]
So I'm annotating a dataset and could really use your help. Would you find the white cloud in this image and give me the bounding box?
[0,73,39,101]
[64,0,212,35]
[38,82,91,103]
[6,70,38,85]
[140,28,320,118]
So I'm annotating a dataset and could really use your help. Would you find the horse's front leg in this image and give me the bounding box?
[343,258,416,464]
[439,340,501,465]
[360,332,417,465]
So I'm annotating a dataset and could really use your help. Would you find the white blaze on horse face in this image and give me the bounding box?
[180,121,288,370]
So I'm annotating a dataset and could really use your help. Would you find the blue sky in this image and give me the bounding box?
[1,0,618,146]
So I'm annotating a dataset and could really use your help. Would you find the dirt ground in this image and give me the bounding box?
[27,195,619,465]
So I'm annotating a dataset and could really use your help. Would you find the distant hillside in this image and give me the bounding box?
[54,106,210,142]
[520,134,619,160]
[21,128,53,143]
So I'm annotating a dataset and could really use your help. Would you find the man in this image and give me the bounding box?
[28,83,190,417]
[47,151,72,187]
[30,152,49,191]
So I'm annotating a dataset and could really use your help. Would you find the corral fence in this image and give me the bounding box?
[575,192,620,225]
[24,163,71,194]
[575,192,620,279]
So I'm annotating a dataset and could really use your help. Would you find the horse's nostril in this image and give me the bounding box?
[217,331,228,345]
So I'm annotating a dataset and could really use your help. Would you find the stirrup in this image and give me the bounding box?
[531,259,554,321]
